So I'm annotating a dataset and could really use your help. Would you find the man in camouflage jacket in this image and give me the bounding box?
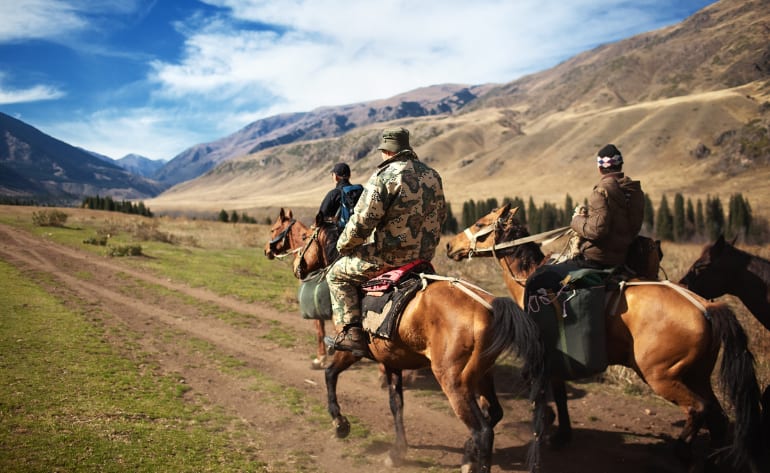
[326,127,446,356]
[570,144,644,267]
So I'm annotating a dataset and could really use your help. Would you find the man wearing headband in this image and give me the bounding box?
[569,144,644,268]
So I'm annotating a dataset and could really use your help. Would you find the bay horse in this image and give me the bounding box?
[446,204,765,472]
[680,234,770,331]
[264,208,331,369]
[293,220,549,473]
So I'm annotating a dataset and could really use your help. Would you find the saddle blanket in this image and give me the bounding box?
[361,260,434,339]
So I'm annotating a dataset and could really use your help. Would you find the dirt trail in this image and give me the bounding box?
[0,223,692,473]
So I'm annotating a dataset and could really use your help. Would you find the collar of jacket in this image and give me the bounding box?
[378,149,418,169]
[600,171,625,181]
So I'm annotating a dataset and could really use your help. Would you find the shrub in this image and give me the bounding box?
[82,236,108,246]
[107,244,143,257]
[31,210,68,227]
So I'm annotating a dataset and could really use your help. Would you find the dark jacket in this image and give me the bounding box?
[570,172,644,266]
[318,179,352,221]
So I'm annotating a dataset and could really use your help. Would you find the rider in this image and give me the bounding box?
[325,127,447,356]
[318,162,354,223]
[570,144,645,269]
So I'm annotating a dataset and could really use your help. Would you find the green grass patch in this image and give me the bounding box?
[0,260,266,472]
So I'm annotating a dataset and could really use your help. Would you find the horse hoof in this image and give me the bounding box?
[333,417,350,438]
[546,430,571,450]
[311,356,327,370]
[384,452,402,468]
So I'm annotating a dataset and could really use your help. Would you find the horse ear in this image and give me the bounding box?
[730,235,738,246]
[509,206,519,217]
[279,208,286,219]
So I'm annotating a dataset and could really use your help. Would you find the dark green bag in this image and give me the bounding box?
[526,264,608,380]
[297,269,332,320]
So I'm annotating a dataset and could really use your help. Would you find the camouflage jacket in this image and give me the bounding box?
[570,172,644,266]
[337,150,446,266]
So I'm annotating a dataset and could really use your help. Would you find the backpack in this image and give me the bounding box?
[336,184,363,230]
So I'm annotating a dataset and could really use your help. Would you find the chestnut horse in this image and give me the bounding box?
[264,208,331,369]
[680,234,770,331]
[293,220,548,473]
[446,204,765,472]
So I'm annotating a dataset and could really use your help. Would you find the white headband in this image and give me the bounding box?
[597,154,622,168]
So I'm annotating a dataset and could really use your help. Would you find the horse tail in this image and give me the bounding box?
[488,297,547,472]
[709,304,764,471]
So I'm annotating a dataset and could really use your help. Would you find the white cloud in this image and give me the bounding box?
[0,74,64,104]
[0,1,87,42]
[40,107,202,160]
[151,0,690,117]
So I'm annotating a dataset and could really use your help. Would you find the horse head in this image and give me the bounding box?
[446,203,527,260]
[293,212,339,279]
[264,208,300,259]
[679,234,736,298]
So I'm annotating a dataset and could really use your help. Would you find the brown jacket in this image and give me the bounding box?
[570,172,644,266]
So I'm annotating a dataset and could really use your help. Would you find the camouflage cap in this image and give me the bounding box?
[377,127,411,153]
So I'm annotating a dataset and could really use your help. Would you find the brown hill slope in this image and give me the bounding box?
[149,0,770,217]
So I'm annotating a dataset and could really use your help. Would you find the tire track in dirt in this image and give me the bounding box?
[0,223,690,473]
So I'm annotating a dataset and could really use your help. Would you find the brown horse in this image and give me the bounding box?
[264,208,331,369]
[680,234,770,331]
[293,221,548,473]
[446,204,765,472]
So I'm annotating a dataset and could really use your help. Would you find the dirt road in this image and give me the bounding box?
[0,223,694,473]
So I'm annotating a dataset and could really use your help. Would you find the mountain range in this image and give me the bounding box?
[2,0,769,217]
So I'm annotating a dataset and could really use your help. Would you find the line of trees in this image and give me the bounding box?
[81,195,153,217]
[217,209,258,224]
[444,192,765,243]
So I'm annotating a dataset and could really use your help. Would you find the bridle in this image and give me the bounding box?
[269,218,300,258]
[461,218,572,285]
[463,220,571,259]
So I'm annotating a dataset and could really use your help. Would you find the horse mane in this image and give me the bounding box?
[498,214,545,272]
[722,240,770,282]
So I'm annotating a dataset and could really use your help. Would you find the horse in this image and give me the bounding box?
[446,203,765,472]
[680,234,770,331]
[264,208,331,369]
[293,219,549,473]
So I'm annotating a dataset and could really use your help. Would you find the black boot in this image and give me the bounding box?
[330,324,368,358]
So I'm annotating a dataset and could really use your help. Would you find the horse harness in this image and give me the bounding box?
[465,218,711,320]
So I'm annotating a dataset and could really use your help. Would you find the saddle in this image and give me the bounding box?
[361,260,435,339]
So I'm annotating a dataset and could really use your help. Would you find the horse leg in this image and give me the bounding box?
[433,368,494,473]
[383,366,407,468]
[311,319,327,369]
[548,378,572,449]
[479,372,503,428]
[645,377,707,469]
[325,350,359,438]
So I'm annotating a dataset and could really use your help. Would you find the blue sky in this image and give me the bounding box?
[0,0,716,161]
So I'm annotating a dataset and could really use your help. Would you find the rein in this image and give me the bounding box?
[463,223,572,258]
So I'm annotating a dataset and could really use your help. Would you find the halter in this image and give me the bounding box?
[462,219,573,286]
[269,218,296,254]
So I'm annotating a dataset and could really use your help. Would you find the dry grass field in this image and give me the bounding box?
[2,204,768,472]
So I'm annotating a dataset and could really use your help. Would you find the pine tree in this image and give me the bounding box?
[218,209,229,223]
[685,198,695,241]
[442,202,459,234]
[643,194,655,233]
[705,195,725,240]
[528,197,539,233]
[655,195,674,241]
[673,193,686,241]
[695,199,705,238]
